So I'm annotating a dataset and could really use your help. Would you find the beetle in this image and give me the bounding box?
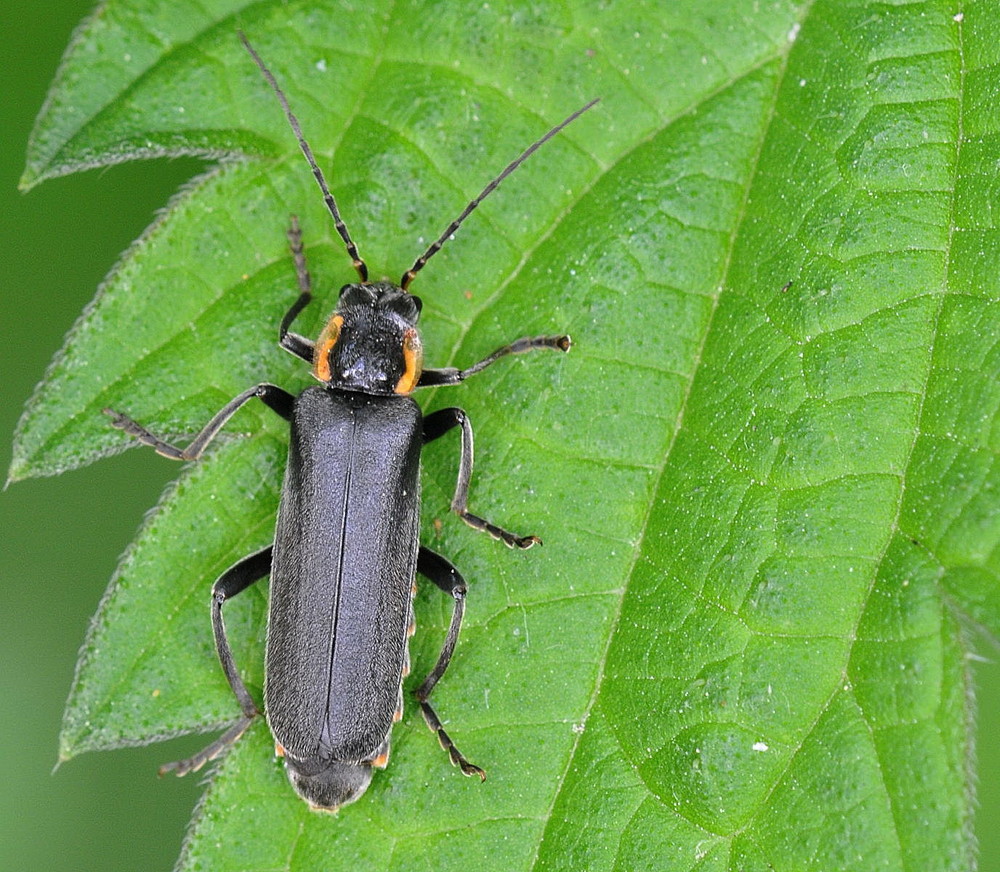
[105,32,597,812]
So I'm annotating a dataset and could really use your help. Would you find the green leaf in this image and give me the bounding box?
[14,0,1000,869]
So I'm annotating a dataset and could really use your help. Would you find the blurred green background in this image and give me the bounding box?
[2,3,999,870]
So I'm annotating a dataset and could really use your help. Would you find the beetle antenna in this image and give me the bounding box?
[400,98,600,290]
[239,31,369,283]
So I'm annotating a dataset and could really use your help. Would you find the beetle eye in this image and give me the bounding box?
[384,293,422,323]
[312,315,343,383]
[339,283,374,306]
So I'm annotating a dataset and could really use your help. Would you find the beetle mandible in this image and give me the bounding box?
[106,32,597,812]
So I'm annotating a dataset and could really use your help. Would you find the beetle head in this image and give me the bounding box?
[312,282,424,395]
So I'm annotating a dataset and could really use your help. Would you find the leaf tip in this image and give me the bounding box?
[18,164,41,192]
[5,458,26,488]
[55,737,74,770]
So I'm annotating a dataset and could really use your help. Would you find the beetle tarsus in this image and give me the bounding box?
[104,408,187,459]
[418,700,485,783]
[459,511,542,549]
[460,760,487,782]
[159,713,257,777]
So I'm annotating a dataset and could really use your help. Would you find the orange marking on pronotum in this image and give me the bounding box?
[312,314,343,383]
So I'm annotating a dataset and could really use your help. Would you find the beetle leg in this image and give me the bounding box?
[417,334,570,388]
[414,546,485,781]
[422,408,541,548]
[159,546,272,777]
[105,383,296,461]
[279,217,316,362]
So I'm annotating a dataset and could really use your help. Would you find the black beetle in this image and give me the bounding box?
[106,33,596,811]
